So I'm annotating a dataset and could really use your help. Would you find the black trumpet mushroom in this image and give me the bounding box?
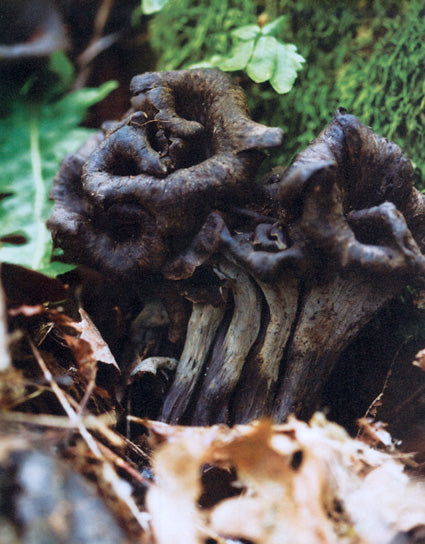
[49,71,425,426]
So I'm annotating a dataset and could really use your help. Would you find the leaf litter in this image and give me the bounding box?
[140,416,425,544]
[1,273,425,542]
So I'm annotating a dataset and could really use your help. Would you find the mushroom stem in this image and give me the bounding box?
[230,275,299,423]
[192,259,262,425]
[161,298,227,424]
[272,271,397,421]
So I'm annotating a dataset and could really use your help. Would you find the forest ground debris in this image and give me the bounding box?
[0,291,425,542]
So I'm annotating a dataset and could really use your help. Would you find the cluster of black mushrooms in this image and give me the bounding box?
[49,69,425,426]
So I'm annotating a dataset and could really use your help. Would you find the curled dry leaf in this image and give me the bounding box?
[7,301,120,405]
[143,415,425,544]
[76,309,119,372]
[44,307,120,383]
[413,348,425,372]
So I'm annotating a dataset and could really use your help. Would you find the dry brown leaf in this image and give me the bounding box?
[208,420,337,544]
[356,418,397,450]
[145,422,219,544]
[143,414,425,544]
[1,263,67,305]
[76,309,119,371]
[8,304,45,317]
[47,307,120,382]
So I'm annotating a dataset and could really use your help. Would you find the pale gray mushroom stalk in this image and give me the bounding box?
[160,297,227,423]
[190,259,262,425]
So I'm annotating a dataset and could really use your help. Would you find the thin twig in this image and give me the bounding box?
[0,409,116,429]
[93,0,115,37]
[76,373,97,416]
[72,0,117,89]
[28,337,150,531]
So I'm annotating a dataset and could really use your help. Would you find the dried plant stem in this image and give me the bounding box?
[73,0,117,89]
[28,338,150,532]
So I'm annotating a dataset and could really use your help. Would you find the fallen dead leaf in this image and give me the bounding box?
[140,415,425,544]
[76,309,119,371]
[413,348,425,372]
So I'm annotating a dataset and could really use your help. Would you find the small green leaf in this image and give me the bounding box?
[217,39,255,71]
[0,81,118,277]
[188,55,222,69]
[141,0,170,15]
[271,42,305,94]
[48,52,75,95]
[261,15,286,37]
[246,36,277,83]
[231,24,261,41]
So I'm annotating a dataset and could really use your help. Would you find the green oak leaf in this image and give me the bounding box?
[271,42,305,94]
[246,36,278,83]
[189,17,304,95]
[231,24,261,41]
[261,15,287,37]
[217,40,255,71]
